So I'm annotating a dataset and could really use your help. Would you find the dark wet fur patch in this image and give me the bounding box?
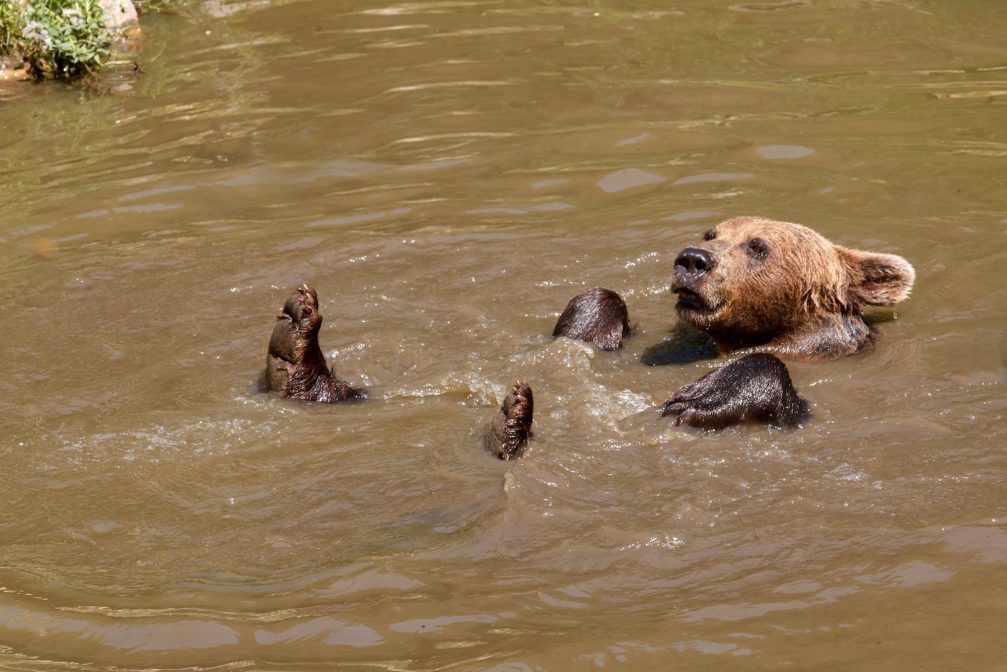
[553,288,631,351]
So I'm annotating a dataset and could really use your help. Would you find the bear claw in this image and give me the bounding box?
[662,353,808,430]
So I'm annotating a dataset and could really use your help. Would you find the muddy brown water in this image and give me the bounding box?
[1,0,1006,669]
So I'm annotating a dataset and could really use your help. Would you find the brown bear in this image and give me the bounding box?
[484,381,534,460]
[264,285,365,402]
[662,216,915,429]
[553,287,632,351]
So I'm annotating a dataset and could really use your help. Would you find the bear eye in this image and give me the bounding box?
[702,229,716,241]
[746,237,768,259]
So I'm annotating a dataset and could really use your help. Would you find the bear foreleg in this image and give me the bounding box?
[661,353,809,430]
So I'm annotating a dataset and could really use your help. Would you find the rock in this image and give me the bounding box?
[99,0,139,31]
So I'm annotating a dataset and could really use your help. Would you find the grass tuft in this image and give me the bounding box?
[2,0,185,80]
[2,0,111,78]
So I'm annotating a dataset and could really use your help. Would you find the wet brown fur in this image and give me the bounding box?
[485,381,534,460]
[553,287,631,351]
[265,285,364,402]
[672,217,915,360]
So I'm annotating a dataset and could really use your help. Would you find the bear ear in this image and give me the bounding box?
[836,246,916,306]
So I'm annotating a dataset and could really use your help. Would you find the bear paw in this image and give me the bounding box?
[486,381,534,460]
[661,353,808,430]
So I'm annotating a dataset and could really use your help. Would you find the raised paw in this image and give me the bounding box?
[486,381,534,460]
[661,353,808,430]
[264,285,365,403]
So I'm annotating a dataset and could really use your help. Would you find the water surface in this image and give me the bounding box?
[1,0,1006,668]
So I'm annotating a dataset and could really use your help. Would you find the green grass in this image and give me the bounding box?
[1,0,184,79]
[1,0,111,78]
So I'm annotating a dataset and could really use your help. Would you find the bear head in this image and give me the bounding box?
[671,217,915,358]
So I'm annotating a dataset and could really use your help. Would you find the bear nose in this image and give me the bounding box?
[675,247,715,277]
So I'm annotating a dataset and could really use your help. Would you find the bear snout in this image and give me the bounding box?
[674,247,716,282]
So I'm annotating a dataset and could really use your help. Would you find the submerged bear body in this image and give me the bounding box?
[258,217,913,452]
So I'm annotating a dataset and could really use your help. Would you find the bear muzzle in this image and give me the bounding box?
[672,247,724,320]
[672,247,718,304]
[675,246,716,278]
